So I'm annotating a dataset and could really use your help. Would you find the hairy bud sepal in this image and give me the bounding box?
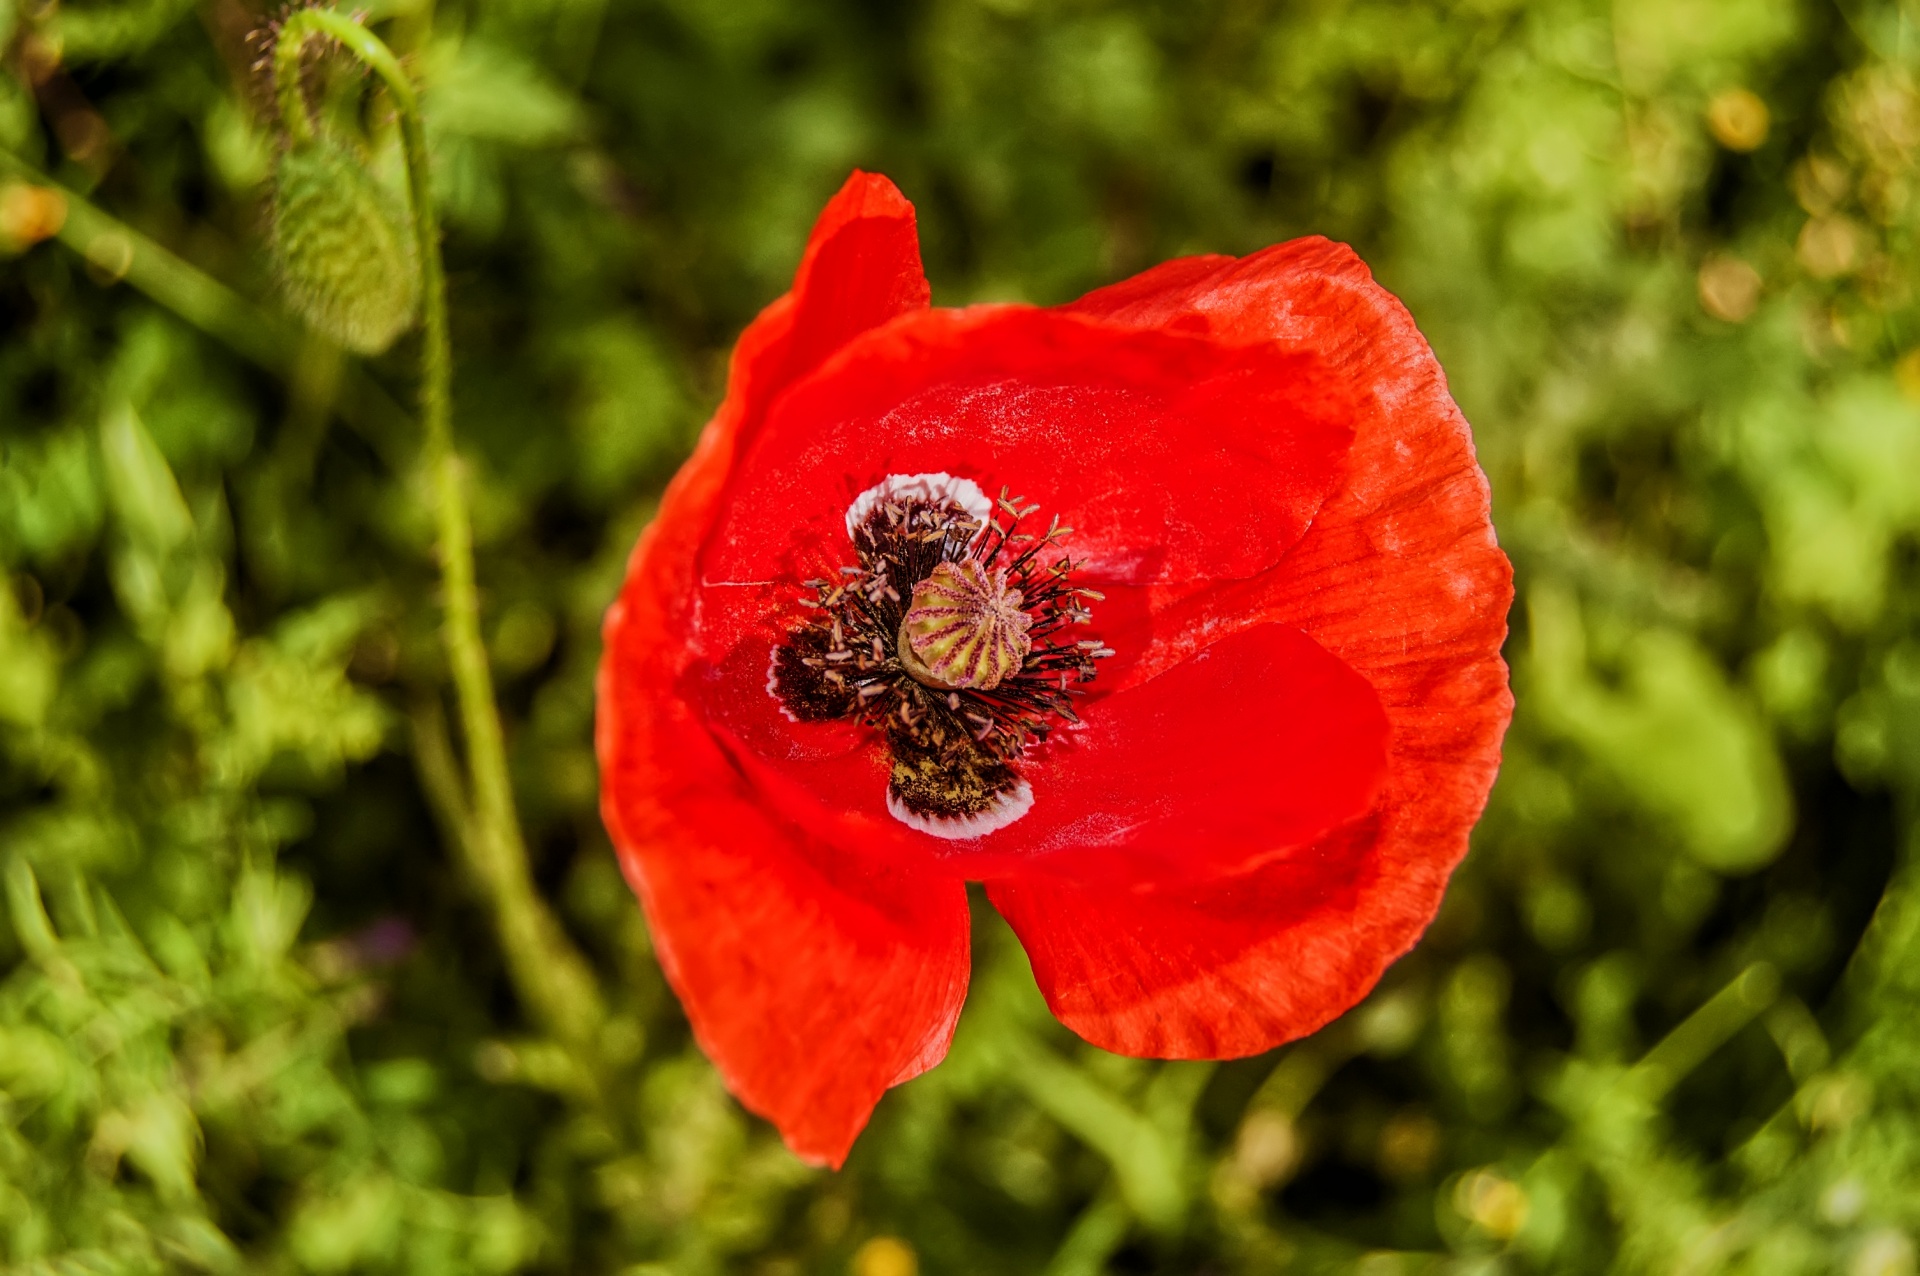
[270,136,420,354]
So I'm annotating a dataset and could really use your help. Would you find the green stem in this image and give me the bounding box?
[1001,1033,1186,1233]
[1,148,291,369]
[1044,1185,1130,1276]
[274,10,604,1051]
[1624,961,1778,1102]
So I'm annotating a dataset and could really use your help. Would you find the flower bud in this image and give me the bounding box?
[269,137,419,354]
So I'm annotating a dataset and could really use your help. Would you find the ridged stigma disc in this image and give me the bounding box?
[270,139,420,354]
[901,559,1032,690]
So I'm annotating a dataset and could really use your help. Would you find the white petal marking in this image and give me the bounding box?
[886,777,1035,840]
[845,473,992,541]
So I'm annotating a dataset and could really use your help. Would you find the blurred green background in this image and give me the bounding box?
[5,0,1920,1271]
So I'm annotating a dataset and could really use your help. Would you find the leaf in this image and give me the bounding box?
[423,39,585,147]
[1530,587,1793,873]
[99,401,192,557]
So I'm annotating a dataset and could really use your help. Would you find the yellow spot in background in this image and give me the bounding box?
[1455,1168,1529,1241]
[1895,349,1920,403]
[852,1236,917,1276]
[1822,1176,1868,1226]
[1708,88,1771,152]
[1798,215,1865,279]
[1808,1071,1873,1132]
[0,183,67,249]
[1793,154,1851,215]
[1377,1110,1441,1181]
[1232,1108,1300,1189]
[1853,1228,1918,1276]
[1698,255,1762,322]
[85,229,134,284]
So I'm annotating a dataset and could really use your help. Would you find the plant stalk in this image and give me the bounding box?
[274,9,605,1051]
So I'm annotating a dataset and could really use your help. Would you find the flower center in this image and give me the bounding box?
[898,560,1032,691]
[767,473,1110,839]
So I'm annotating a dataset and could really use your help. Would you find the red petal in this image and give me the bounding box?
[698,303,1355,601]
[989,238,1513,1058]
[770,171,931,420]
[597,172,965,1165]
[962,624,1387,881]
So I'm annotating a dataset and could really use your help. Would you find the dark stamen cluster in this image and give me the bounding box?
[771,486,1112,826]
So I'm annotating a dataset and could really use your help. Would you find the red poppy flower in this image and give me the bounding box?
[596,172,1512,1167]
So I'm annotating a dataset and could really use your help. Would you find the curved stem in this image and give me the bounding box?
[275,7,417,142]
[272,10,605,1051]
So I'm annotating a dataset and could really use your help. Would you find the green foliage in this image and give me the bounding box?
[4,0,1920,1272]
